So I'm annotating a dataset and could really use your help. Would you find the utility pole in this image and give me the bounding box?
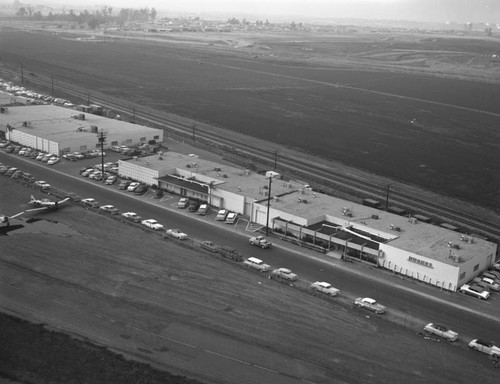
[274,150,278,170]
[86,93,90,106]
[96,129,107,182]
[265,175,273,236]
[385,184,393,210]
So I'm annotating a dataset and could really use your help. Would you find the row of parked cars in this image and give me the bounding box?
[1,142,61,165]
[177,198,239,224]
[80,197,188,240]
[459,263,500,300]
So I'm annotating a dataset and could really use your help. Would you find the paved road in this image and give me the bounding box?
[1,150,500,349]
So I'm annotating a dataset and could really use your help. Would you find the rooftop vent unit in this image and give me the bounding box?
[460,235,474,244]
[408,217,418,224]
[342,208,352,217]
[449,254,462,263]
[389,224,401,232]
[372,214,379,220]
[448,242,460,250]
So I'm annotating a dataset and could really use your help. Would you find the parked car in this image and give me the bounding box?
[127,182,140,192]
[485,270,500,280]
[271,268,298,281]
[121,212,143,223]
[423,323,459,341]
[99,205,119,215]
[5,167,18,176]
[41,154,53,162]
[0,140,9,147]
[490,262,500,272]
[141,219,163,230]
[187,199,200,212]
[219,246,243,261]
[47,157,60,165]
[166,229,188,240]
[225,212,238,224]
[200,240,220,253]
[311,281,340,296]
[105,176,117,185]
[459,284,490,300]
[215,209,229,221]
[134,184,148,195]
[81,198,100,208]
[81,168,95,177]
[118,180,131,190]
[36,153,46,161]
[243,257,271,272]
[354,297,387,314]
[34,180,50,190]
[468,339,500,357]
[177,198,189,209]
[196,204,209,216]
[249,235,272,249]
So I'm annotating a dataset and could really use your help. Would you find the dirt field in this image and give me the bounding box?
[0,26,499,209]
[1,177,499,384]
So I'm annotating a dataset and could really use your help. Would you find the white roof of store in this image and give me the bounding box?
[261,190,496,266]
[0,104,161,147]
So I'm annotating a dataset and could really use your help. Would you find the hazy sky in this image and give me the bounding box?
[15,0,500,23]
[98,0,498,23]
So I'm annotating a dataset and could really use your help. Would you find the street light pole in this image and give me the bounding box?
[265,175,273,236]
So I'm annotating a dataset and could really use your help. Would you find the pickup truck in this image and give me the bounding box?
[249,235,272,249]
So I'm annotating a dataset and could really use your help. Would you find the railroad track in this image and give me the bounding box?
[2,65,500,241]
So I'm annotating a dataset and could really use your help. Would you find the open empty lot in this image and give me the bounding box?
[1,175,500,383]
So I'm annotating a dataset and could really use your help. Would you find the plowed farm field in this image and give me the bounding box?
[1,27,500,209]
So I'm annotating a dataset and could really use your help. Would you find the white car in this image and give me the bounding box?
[468,339,500,357]
[47,157,60,165]
[243,257,271,272]
[311,281,340,296]
[122,212,143,223]
[127,182,140,192]
[81,198,100,208]
[166,228,188,240]
[34,180,50,190]
[141,219,163,230]
[459,284,490,300]
[423,323,459,342]
[476,277,500,292]
[354,297,387,314]
[99,205,119,215]
[271,268,298,281]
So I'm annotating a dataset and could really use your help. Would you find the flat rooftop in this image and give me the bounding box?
[260,189,496,266]
[125,151,306,199]
[0,104,161,147]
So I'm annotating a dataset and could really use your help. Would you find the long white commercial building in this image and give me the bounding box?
[118,152,497,292]
[0,104,163,155]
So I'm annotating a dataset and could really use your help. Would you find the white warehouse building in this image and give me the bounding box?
[119,151,497,292]
[0,104,163,155]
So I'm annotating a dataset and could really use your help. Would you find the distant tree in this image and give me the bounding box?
[33,11,42,21]
[16,7,27,17]
[151,7,157,20]
[88,18,100,29]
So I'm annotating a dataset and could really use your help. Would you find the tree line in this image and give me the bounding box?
[15,5,157,29]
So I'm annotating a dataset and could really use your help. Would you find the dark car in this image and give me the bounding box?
[187,199,201,212]
[118,180,131,190]
[134,184,148,195]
